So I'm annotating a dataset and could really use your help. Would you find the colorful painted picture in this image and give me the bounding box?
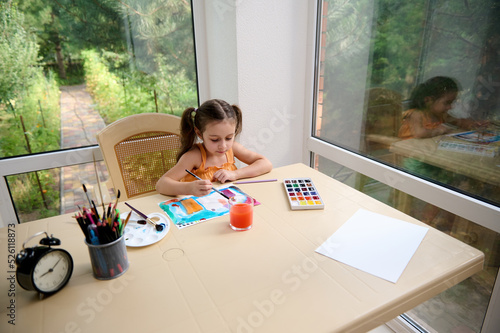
[452,130,500,144]
[158,186,258,229]
[438,141,498,157]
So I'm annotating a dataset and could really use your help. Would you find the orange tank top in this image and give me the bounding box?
[398,109,444,139]
[180,143,237,182]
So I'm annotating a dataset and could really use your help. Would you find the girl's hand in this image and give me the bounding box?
[213,169,237,183]
[473,120,490,129]
[190,179,212,197]
[436,124,452,136]
[456,118,490,130]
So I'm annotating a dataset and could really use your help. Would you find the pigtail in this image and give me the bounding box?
[231,104,243,136]
[177,107,197,161]
[409,83,427,109]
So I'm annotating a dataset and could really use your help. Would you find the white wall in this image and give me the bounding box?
[194,0,317,168]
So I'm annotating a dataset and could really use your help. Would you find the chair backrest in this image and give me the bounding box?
[363,87,403,139]
[361,88,403,164]
[96,113,181,200]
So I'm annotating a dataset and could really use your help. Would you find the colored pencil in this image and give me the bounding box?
[74,183,123,245]
[234,179,277,184]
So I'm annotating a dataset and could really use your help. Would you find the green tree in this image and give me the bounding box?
[0,3,39,104]
[116,0,197,110]
[118,0,195,78]
[18,0,125,80]
[17,0,197,109]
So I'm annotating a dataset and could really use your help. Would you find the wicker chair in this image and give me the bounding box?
[356,88,403,205]
[96,113,181,200]
[362,87,403,163]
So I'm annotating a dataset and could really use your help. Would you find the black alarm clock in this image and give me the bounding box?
[16,231,73,296]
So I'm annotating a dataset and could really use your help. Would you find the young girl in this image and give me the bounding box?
[399,76,483,139]
[398,77,487,230]
[156,99,272,196]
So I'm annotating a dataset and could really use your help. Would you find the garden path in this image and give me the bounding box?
[59,84,110,214]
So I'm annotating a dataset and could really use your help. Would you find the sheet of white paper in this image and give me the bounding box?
[316,209,428,283]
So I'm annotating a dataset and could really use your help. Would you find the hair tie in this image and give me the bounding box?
[191,108,198,123]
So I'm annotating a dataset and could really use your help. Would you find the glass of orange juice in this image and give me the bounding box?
[229,195,255,231]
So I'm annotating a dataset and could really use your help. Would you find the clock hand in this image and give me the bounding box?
[39,269,52,278]
[39,258,63,278]
[51,258,62,270]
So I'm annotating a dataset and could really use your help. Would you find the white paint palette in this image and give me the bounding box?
[120,212,170,247]
[283,178,325,210]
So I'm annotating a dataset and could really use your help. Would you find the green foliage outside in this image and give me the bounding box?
[79,0,198,123]
[0,3,61,221]
[82,48,197,124]
[0,3,39,104]
[0,69,61,220]
[7,168,60,221]
[0,70,60,157]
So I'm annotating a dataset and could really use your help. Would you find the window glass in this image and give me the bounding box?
[7,161,110,223]
[315,0,500,331]
[316,0,500,207]
[1,1,197,221]
[1,0,197,157]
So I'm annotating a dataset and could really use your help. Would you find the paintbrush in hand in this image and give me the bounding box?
[184,169,231,200]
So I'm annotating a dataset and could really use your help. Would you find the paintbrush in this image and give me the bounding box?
[124,202,164,231]
[91,200,100,221]
[110,189,121,222]
[118,210,132,237]
[184,169,231,200]
[123,210,132,229]
[92,153,106,218]
[82,184,94,214]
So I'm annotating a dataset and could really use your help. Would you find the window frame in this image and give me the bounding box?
[0,146,102,226]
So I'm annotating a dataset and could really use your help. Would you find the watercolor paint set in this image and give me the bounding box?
[283,178,324,210]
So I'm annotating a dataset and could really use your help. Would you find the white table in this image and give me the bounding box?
[0,163,484,333]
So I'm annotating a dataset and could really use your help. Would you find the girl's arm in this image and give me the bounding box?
[407,111,451,138]
[213,142,272,183]
[155,149,212,197]
[445,114,489,130]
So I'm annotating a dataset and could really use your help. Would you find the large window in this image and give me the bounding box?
[0,1,197,222]
[314,0,499,332]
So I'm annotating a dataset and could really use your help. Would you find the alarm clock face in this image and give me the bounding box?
[32,250,73,294]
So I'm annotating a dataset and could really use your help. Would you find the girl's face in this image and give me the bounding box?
[426,92,457,116]
[197,119,236,156]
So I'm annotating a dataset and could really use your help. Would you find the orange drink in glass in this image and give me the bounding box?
[229,196,254,231]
